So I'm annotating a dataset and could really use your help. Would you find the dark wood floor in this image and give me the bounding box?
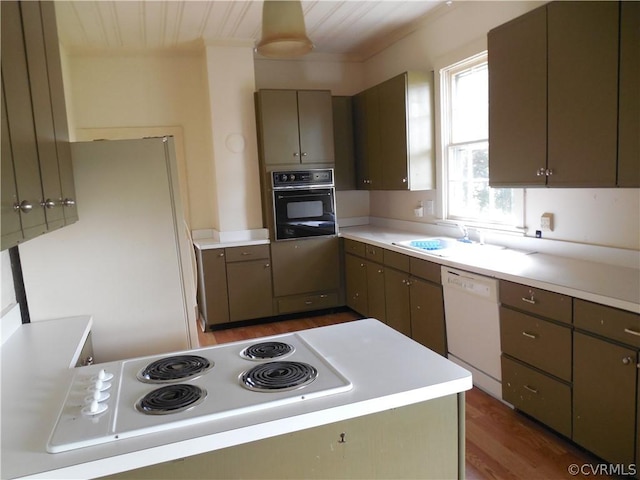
[197,310,611,480]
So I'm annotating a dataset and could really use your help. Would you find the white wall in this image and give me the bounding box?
[1,252,15,313]
[205,43,263,232]
[67,52,217,231]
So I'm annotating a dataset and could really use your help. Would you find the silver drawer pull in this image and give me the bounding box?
[522,331,538,339]
[521,296,536,305]
[305,300,313,305]
[240,252,252,256]
[524,385,538,394]
[623,328,640,337]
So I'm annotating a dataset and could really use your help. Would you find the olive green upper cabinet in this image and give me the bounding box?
[2,1,48,247]
[354,72,435,191]
[489,1,634,188]
[547,1,619,187]
[1,0,77,251]
[488,6,547,187]
[354,87,382,189]
[618,1,640,187]
[256,89,335,166]
[332,96,356,190]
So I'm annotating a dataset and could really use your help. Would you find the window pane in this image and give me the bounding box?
[451,63,488,143]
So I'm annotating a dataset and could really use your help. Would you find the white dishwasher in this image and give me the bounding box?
[441,266,502,399]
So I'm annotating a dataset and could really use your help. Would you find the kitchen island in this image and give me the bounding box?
[1,316,471,479]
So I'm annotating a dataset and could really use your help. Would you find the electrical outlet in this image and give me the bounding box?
[540,213,553,232]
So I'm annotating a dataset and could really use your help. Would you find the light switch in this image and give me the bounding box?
[540,212,553,232]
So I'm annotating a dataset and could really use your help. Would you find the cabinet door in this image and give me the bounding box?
[1,1,47,240]
[547,1,618,186]
[227,260,273,322]
[1,81,24,249]
[256,90,300,165]
[297,90,334,164]
[618,1,640,187]
[384,268,411,337]
[365,260,386,323]
[488,6,547,187]
[345,253,368,315]
[41,0,77,223]
[21,1,65,231]
[410,278,446,356]
[271,237,340,297]
[378,73,409,190]
[573,332,637,465]
[353,88,382,189]
[201,250,229,326]
[332,96,356,190]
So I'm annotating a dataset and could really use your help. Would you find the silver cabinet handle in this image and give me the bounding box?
[623,328,640,337]
[62,198,76,207]
[522,331,538,339]
[524,385,538,394]
[293,152,300,157]
[240,252,252,256]
[377,269,383,274]
[41,199,56,208]
[218,252,224,257]
[264,263,270,268]
[301,152,307,157]
[14,200,33,213]
[521,291,536,304]
[536,167,546,176]
[622,357,633,365]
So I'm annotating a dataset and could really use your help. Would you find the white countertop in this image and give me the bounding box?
[341,225,640,314]
[193,238,270,250]
[1,317,471,480]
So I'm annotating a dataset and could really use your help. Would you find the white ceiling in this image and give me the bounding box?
[54,1,445,61]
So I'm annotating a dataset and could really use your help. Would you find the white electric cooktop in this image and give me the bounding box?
[47,333,352,453]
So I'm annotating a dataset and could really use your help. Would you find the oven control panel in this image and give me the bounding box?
[272,169,333,188]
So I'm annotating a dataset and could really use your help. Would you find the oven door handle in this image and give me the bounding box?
[276,193,332,200]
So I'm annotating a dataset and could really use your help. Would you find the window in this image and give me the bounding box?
[440,52,524,230]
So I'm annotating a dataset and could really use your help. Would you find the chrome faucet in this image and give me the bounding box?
[457,223,470,243]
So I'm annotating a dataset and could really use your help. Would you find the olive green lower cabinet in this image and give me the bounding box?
[101,395,461,480]
[572,299,640,467]
[270,237,341,315]
[342,238,446,356]
[196,244,273,329]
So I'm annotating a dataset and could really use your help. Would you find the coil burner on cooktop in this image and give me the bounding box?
[136,384,207,415]
[240,341,294,360]
[137,355,213,383]
[241,361,317,392]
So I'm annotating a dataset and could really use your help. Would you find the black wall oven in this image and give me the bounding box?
[271,169,337,241]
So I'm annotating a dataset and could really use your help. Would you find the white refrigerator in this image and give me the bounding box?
[19,137,198,362]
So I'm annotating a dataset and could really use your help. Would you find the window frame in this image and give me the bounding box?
[439,51,525,233]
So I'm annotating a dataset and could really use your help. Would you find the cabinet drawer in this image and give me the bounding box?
[574,299,640,348]
[500,307,572,381]
[410,257,441,284]
[225,244,270,262]
[499,280,572,324]
[502,355,572,438]
[277,292,339,315]
[384,250,410,271]
[365,243,384,261]
[343,238,366,257]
